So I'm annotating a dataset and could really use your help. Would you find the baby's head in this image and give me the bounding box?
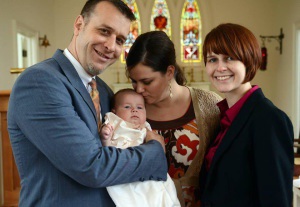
[111,88,146,126]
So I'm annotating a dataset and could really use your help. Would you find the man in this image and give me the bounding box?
[7,0,167,206]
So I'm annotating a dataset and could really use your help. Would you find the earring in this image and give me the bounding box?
[169,81,173,99]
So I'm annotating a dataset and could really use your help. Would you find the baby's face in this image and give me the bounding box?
[114,93,146,126]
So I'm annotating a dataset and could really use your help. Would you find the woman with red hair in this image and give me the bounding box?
[200,23,294,207]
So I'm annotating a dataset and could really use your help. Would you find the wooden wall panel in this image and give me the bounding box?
[0,91,19,207]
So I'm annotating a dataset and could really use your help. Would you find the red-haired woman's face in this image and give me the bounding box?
[206,52,251,97]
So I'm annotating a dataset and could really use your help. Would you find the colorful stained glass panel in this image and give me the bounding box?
[150,0,171,38]
[121,0,141,63]
[180,0,201,63]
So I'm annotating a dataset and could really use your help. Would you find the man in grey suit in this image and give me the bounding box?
[7,0,168,206]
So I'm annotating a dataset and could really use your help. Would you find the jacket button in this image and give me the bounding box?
[139,177,145,182]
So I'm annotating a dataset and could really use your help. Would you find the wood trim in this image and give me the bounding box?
[0,91,10,112]
[0,91,20,206]
[10,68,25,74]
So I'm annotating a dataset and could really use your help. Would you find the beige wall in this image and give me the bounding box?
[1,0,300,203]
[0,0,56,90]
[276,0,300,136]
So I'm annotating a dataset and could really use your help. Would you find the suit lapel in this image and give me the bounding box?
[52,50,97,121]
[205,89,265,186]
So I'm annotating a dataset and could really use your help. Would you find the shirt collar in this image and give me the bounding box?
[63,48,94,89]
[217,85,260,122]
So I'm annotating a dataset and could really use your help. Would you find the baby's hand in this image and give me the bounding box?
[145,129,166,153]
[100,123,114,146]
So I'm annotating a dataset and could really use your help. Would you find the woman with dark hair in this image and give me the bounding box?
[126,31,221,207]
[200,23,294,207]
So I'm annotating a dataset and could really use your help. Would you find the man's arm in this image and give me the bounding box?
[9,66,168,188]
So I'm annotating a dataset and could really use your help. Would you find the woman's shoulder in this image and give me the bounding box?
[188,86,222,104]
[243,92,291,129]
[253,97,290,120]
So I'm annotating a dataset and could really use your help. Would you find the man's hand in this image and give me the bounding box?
[145,129,165,153]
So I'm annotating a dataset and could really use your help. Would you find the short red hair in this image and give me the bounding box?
[202,23,262,83]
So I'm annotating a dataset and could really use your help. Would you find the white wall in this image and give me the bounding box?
[276,0,300,136]
[0,0,56,90]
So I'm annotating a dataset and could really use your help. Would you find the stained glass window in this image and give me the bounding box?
[150,0,171,38]
[180,0,201,63]
[121,0,141,63]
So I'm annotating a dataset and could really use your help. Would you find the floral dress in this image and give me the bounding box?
[147,101,200,207]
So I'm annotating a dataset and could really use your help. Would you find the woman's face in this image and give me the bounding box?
[129,63,170,105]
[205,52,250,97]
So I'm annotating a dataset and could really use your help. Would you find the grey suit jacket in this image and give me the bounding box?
[8,49,167,207]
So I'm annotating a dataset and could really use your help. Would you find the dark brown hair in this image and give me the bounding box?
[126,31,187,86]
[80,0,136,23]
[111,88,144,109]
[202,23,262,82]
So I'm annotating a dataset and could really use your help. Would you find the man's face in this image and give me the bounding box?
[73,1,131,76]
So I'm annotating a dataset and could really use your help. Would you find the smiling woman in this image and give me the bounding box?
[200,23,294,207]
[205,52,248,100]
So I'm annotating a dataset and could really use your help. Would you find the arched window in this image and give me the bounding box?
[150,0,171,38]
[180,0,201,63]
[121,0,141,63]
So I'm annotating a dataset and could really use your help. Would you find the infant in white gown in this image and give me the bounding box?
[103,112,180,207]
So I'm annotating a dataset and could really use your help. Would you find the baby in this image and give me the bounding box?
[100,88,180,207]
